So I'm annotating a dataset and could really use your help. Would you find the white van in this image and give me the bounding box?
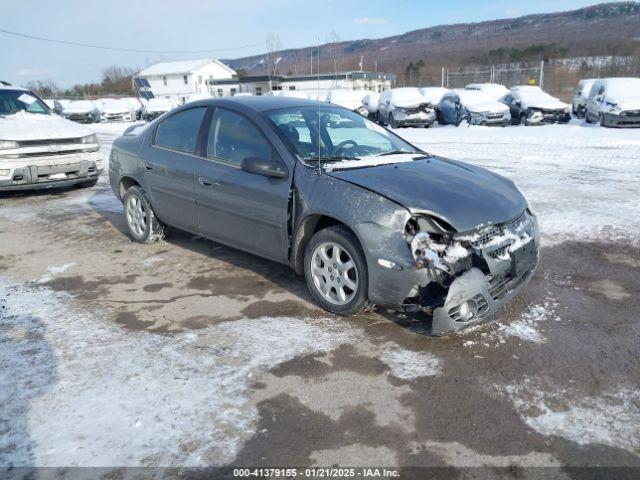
[585,78,640,127]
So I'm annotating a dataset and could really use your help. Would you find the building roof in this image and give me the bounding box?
[137,59,235,77]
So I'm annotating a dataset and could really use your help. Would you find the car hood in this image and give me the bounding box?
[325,157,527,232]
[608,97,640,111]
[0,112,93,141]
[104,106,130,114]
[391,99,431,109]
[522,98,568,111]
[466,101,509,114]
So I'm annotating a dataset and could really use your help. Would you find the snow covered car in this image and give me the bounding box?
[585,77,640,128]
[439,90,511,126]
[0,86,102,191]
[325,89,368,116]
[572,79,597,118]
[108,96,538,335]
[64,100,101,123]
[102,99,136,122]
[266,90,310,100]
[501,86,571,125]
[464,83,510,101]
[121,97,143,120]
[44,99,64,115]
[378,88,436,128]
[362,92,380,120]
[142,98,174,121]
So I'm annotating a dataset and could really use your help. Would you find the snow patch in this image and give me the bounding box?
[36,262,76,283]
[379,348,442,380]
[0,278,359,467]
[504,379,640,455]
[495,299,559,344]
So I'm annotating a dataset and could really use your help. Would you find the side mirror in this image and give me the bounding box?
[241,156,287,179]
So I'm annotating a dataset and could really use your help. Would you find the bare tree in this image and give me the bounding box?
[24,79,60,98]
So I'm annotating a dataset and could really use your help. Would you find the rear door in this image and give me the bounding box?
[144,107,207,232]
[194,106,292,262]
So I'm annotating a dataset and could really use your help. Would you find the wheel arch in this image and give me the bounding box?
[291,214,363,275]
[118,175,141,200]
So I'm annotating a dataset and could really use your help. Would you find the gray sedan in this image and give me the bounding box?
[108,97,539,335]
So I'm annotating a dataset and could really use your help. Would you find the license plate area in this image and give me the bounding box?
[511,241,537,278]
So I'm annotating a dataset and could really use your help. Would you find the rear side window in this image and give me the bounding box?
[154,107,206,154]
[207,108,273,166]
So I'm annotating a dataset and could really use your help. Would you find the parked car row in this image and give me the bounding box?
[345,77,639,129]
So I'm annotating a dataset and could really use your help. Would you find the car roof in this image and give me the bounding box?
[0,85,28,92]
[181,95,332,113]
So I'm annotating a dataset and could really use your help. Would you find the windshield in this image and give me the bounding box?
[0,89,50,116]
[267,105,422,166]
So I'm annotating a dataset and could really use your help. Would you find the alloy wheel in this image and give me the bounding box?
[126,195,147,237]
[310,242,358,305]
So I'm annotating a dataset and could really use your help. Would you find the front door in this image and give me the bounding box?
[195,107,291,263]
[144,106,207,232]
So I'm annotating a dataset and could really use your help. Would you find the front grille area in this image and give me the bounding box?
[19,149,86,158]
[19,138,82,147]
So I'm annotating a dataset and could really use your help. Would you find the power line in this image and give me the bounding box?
[0,27,263,54]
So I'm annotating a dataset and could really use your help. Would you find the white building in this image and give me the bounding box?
[135,59,237,104]
[206,71,396,98]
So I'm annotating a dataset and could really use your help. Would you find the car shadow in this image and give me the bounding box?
[87,187,436,336]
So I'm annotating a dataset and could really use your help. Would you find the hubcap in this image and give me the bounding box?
[310,242,358,305]
[126,195,147,237]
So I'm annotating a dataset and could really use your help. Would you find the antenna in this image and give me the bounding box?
[317,37,321,175]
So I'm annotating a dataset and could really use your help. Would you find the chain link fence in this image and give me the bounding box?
[443,62,544,89]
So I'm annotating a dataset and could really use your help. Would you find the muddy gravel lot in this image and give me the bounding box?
[1,123,639,477]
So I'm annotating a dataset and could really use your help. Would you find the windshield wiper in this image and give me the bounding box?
[306,156,357,163]
[377,150,418,157]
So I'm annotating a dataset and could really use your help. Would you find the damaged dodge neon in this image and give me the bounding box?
[109,96,539,335]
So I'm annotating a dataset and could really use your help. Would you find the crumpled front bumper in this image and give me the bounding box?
[393,109,436,126]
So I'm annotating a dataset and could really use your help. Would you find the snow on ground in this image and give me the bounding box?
[379,347,442,380]
[397,121,640,246]
[503,378,640,455]
[0,279,364,466]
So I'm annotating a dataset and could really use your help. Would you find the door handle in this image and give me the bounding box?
[198,176,216,188]
[143,161,154,171]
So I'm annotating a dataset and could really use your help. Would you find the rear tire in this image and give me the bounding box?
[122,186,164,244]
[304,225,370,316]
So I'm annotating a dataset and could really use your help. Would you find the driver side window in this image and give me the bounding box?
[207,108,274,166]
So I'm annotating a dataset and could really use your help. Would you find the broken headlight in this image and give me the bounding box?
[405,216,470,277]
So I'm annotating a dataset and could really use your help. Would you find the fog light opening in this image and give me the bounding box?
[459,299,479,321]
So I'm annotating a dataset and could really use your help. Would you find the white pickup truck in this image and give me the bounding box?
[0,85,102,191]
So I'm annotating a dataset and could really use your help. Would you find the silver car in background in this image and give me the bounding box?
[378,88,436,128]
[572,79,597,118]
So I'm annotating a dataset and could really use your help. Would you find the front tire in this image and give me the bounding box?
[304,225,370,316]
[122,186,164,244]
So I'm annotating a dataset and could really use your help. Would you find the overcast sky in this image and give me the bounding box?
[1,0,622,88]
